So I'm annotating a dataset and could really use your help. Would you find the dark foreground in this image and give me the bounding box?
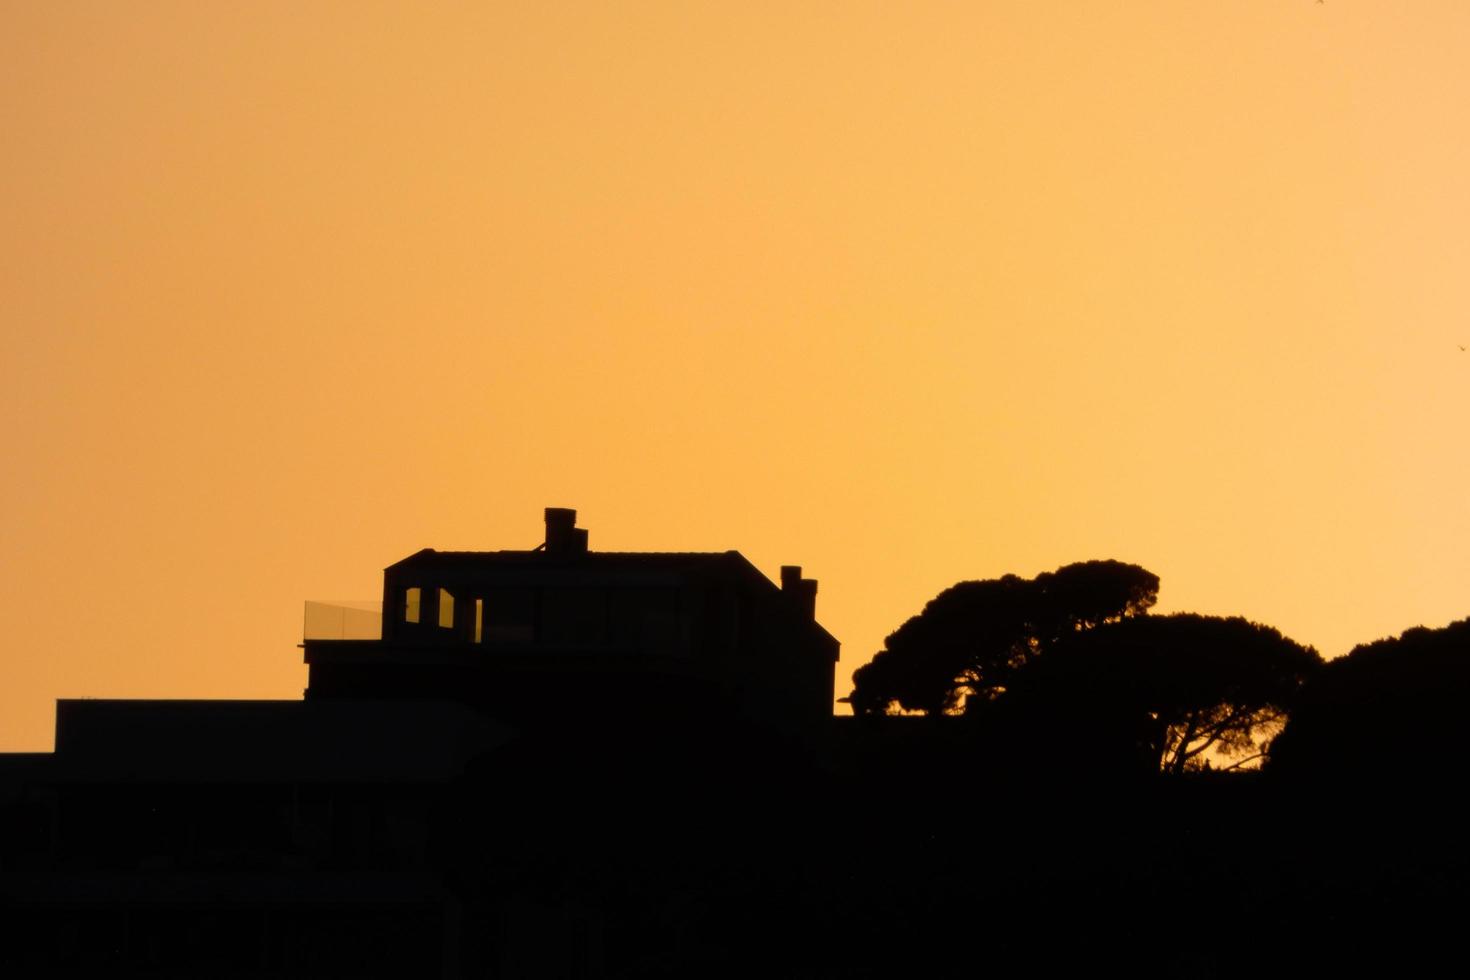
[2,715,1465,978]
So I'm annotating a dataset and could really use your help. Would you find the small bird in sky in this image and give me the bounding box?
[1459,344,1466,351]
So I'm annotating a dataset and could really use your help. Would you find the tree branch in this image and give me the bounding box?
[1218,752,1266,772]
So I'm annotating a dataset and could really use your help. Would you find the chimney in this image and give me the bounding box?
[544,507,588,555]
[781,565,818,620]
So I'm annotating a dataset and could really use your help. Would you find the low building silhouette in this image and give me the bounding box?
[0,509,839,977]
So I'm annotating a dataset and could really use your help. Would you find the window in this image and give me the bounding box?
[404,588,421,624]
[438,588,455,629]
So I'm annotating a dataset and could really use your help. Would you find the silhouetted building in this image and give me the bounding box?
[308,508,838,737]
[0,509,839,977]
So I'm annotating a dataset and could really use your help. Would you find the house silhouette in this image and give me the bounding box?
[0,508,840,977]
[309,507,838,735]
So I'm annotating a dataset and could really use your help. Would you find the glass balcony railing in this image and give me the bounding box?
[303,601,383,641]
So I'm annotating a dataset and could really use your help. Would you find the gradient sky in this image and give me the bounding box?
[4,2,1468,748]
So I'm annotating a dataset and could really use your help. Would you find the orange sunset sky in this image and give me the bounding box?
[3,2,1468,749]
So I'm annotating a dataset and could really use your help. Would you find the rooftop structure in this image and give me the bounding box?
[305,507,840,734]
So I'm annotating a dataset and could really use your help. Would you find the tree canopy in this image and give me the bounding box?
[1268,617,1470,780]
[845,560,1159,716]
[1010,613,1322,773]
